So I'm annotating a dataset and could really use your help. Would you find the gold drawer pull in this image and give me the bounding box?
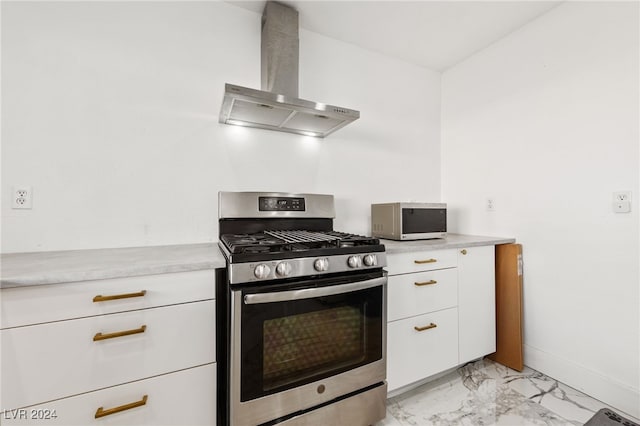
[414,258,437,264]
[93,325,147,341]
[461,249,467,255]
[414,323,437,332]
[414,280,437,286]
[93,290,147,303]
[95,395,148,418]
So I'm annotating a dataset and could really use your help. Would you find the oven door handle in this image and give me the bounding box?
[243,276,386,305]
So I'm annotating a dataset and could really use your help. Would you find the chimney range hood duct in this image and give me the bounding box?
[219,1,360,138]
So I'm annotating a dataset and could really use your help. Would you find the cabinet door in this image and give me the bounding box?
[385,249,457,276]
[2,300,215,409]
[2,363,216,426]
[1,270,215,329]
[387,268,457,322]
[387,308,458,392]
[457,246,496,364]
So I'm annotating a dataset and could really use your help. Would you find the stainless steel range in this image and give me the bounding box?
[216,191,387,426]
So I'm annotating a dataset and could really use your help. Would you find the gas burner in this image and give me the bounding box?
[243,246,273,254]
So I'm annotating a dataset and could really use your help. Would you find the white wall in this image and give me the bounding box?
[1,1,441,253]
[442,1,639,418]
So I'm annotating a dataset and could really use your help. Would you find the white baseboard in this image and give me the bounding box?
[524,344,640,420]
[387,365,459,399]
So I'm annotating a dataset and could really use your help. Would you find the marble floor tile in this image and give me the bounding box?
[379,358,637,426]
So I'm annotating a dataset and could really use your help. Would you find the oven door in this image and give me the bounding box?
[229,271,386,425]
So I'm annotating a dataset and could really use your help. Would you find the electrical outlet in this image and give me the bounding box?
[11,186,33,209]
[486,198,495,212]
[612,191,631,213]
[613,201,631,213]
[613,191,631,202]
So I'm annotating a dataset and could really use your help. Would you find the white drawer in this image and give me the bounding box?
[1,270,215,329]
[1,300,215,409]
[387,268,457,322]
[2,363,216,426]
[387,307,458,392]
[385,249,457,276]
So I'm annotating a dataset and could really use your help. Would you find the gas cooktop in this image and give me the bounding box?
[219,230,384,263]
[222,230,380,253]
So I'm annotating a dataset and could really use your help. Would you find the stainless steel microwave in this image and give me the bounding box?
[371,202,446,240]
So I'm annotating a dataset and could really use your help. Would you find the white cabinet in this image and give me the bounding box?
[3,364,216,425]
[0,270,216,426]
[0,270,215,329]
[385,249,457,276]
[458,246,496,364]
[387,268,457,322]
[385,249,459,392]
[387,308,458,391]
[385,245,496,393]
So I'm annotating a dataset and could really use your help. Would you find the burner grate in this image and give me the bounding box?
[264,230,341,244]
[220,230,381,257]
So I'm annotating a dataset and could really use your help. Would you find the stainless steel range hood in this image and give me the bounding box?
[219,1,360,138]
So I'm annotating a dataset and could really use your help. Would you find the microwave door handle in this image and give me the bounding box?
[243,276,387,305]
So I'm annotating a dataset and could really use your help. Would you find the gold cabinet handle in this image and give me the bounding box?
[93,325,147,341]
[95,395,148,418]
[460,249,467,255]
[414,258,437,264]
[414,323,437,332]
[93,290,147,303]
[414,280,437,286]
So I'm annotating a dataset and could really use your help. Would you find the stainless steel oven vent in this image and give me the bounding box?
[219,1,360,138]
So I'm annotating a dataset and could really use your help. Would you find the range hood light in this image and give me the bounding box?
[226,119,249,126]
[219,1,359,138]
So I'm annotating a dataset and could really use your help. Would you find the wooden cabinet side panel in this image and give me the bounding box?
[488,243,524,371]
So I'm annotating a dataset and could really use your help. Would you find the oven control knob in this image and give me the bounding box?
[363,254,377,267]
[275,261,292,277]
[347,255,362,268]
[314,258,329,272]
[254,264,271,279]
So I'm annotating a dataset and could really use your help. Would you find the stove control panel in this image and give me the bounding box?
[259,196,305,212]
[229,252,387,284]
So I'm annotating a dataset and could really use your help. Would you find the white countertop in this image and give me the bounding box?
[382,233,515,254]
[0,234,514,289]
[1,243,226,288]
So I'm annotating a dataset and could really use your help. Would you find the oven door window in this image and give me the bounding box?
[240,280,383,401]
